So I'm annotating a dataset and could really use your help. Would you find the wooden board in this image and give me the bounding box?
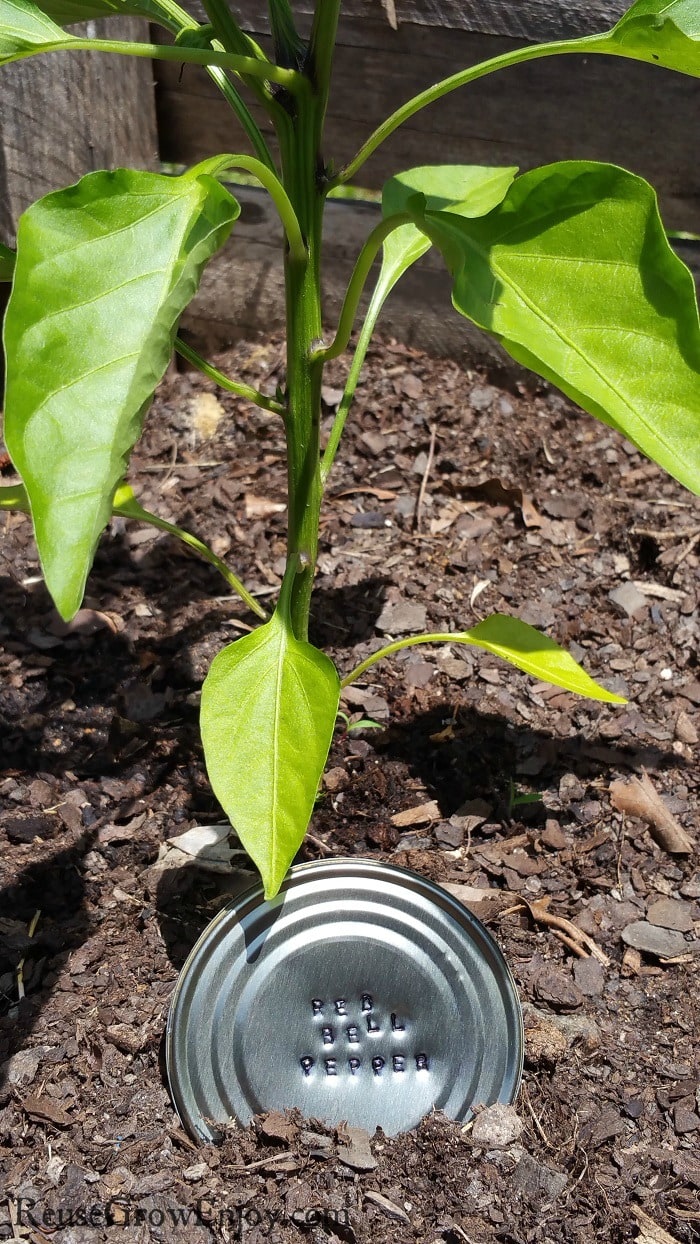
[0,17,158,243]
[155,10,700,232]
[230,0,632,42]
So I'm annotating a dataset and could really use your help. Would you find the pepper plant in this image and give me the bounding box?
[1,0,700,897]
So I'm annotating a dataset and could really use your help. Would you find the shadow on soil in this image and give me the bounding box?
[0,566,688,1092]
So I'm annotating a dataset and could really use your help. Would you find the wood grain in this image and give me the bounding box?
[155,15,700,232]
[0,17,158,243]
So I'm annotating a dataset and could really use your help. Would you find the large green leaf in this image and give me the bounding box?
[594,0,700,75]
[454,615,626,702]
[378,165,518,313]
[200,610,341,898]
[3,166,239,618]
[410,161,700,494]
[0,242,15,280]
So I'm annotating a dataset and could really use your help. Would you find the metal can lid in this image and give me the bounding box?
[166,858,523,1141]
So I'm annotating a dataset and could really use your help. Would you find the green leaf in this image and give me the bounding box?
[0,0,77,63]
[200,610,341,898]
[378,164,518,311]
[383,164,520,220]
[3,166,239,619]
[0,242,15,281]
[0,0,191,38]
[455,615,626,702]
[412,161,700,494]
[596,0,700,76]
[341,615,626,703]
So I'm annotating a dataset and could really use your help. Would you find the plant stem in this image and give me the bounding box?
[174,339,286,416]
[138,0,277,170]
[308,0,342,116]
[312,213,411,363]
[341,633,465,687]
[197,154,307,263]
[113,488,268,618]
[26,37,305,89]
[199,0,288,122]
[277,119,325,641]
[334,36,610,185]
[199,0,263,61]
[204,67,276,172]
[274,1,341,641]
[320,288,382,486]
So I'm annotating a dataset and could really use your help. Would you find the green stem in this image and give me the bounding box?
[312,213,411,363]
[320,283,383,486]
[113,488,268,620]
[18,38,305,89]
[204,67,276,172]
[273,0,342,639]
[138,0,276,170]
[199,0,265,60]
[197,154,307,263]
[308,0,342,120]
[277,118,325,641]
[335,35,608,185]
[174,339,286,416]
[199,0,287,121]
[341,633,468,688]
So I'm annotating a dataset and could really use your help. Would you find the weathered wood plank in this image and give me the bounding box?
[231,0,630,42]
[0,17,158,243]
[155,17,700,232]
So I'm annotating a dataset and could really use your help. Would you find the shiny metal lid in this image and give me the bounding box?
[166,858,523,1141]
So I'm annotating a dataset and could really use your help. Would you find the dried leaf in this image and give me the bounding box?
[465,477,543,527]
[610,771,693,854]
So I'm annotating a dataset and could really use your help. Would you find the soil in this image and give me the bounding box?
[0,331,699,1244]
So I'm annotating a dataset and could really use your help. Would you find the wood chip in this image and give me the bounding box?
[631,580,687,602]
[610,770,693,854]
[621,921,695,960]
[632,1205,682,1244]
[391,800,441,827]
[244,493,286,519]
[337,1126,377,1171]
[22,1094,73,1128]
[364,1190,410,1222]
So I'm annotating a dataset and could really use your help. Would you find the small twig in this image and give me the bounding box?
[672,528,700,572]
[16,910,41,1002]
[5,1197,28,1242]
[451,1226,476,1244]
[306,831,334,857]
[505,896,610,965]
[521,1084,550,1147]
[226,1151,300,1172]
[413,424,437,533]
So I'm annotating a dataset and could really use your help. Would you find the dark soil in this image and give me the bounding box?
[0,332,699,1244]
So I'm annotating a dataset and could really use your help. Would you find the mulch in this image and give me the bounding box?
[0,330,698,1243]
